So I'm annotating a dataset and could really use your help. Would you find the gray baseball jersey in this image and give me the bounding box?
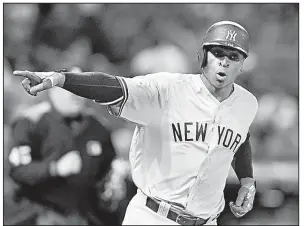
[108,72,258,219]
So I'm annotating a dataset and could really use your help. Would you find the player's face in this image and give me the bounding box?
[203,45,245,89]
[48,87,86,116]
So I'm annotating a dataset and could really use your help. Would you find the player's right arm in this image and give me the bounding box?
[107,73,172,125]
[13,70,124,105]
[13,70,172,125]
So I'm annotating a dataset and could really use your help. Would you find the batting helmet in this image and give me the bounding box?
[198,21,250,68]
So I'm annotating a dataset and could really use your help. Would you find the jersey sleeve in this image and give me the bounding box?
[107,72,173,125]
[248,95,259,127]
[238,90,259,132]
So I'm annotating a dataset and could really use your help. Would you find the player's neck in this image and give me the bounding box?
[200,74,234,102]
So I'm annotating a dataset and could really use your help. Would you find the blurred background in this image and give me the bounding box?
[3,3,298,225]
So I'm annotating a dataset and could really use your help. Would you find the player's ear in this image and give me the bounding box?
[239,53,247,73]
[239,61,244,73]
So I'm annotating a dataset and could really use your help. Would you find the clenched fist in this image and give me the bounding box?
[13,70,66,96]
[49,150,82,177]
[229,177,256,218]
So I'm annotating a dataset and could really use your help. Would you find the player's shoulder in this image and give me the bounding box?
[13,101,52,124]
[147,72,197,88]
[234,83,258,109]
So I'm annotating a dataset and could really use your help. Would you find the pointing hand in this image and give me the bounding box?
[13,70,66,96]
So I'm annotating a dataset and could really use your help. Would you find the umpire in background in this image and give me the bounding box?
[8,67,117,225]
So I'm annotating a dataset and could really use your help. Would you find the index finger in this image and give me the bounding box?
[13,71,42,84]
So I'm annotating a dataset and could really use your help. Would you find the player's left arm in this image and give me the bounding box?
[230,132,256,218]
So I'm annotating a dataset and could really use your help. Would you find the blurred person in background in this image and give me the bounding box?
[92,124,137,224]
[108,125,138,223]
[8,67,118,225]
[14,20,258,225]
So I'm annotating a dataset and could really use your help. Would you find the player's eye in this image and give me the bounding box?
[210,48,225,58]
[228,53,241,62]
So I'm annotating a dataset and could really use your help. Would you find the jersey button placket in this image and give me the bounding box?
[216,105,223,122]
[209,105,221,153]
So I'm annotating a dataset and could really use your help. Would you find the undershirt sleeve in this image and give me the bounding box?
[232,133,254,180]
[62,72,124,105]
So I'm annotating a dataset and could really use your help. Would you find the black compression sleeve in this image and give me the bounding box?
[232,133,253,180]
[62,72,124,104]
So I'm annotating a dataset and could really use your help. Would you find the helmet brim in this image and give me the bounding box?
[203,41,248,58]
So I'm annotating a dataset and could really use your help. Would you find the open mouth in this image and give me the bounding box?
[217,72,227,77]
[215,72,227,83]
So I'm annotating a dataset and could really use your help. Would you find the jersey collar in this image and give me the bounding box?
[193,74,238,104]
[193,74,205,93]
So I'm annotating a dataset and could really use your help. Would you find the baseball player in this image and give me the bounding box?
[14,21,257,225]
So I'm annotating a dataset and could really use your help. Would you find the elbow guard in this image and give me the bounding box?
[63,72,124,105]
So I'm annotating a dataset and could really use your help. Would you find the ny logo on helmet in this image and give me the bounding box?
[226,30,237,41]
